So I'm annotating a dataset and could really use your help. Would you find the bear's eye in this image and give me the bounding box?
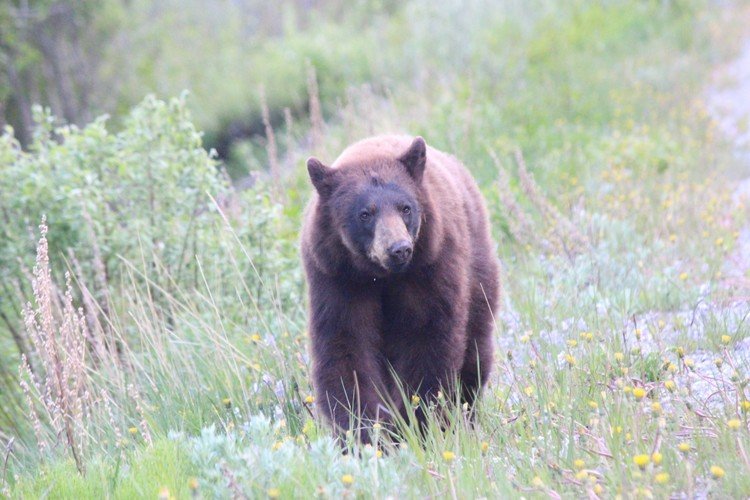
[402,205,411,215]
[359,211,371,222]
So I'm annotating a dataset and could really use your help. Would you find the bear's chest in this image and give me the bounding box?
[379,280,434,336]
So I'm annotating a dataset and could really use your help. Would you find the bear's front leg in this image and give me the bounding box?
[308,271,389,443]
[387,298,469,430]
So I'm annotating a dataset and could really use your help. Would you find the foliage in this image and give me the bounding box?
[0,93,226,285]
[2,0,750,498]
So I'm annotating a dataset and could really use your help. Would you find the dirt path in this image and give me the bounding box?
[709,38,750,153]
[648,31,750,409]
[709,36,750,290]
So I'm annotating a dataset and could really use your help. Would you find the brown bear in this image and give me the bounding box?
[301,135,500,441]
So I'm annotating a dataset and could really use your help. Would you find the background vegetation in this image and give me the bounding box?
[2,0,750,497]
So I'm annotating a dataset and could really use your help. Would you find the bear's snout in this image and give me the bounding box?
[388,241,413,267]
[368,212,412,271]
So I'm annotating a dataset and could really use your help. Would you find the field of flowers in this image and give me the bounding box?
[1,1,750,498]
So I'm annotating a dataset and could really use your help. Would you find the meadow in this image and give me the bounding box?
[1,1,750,498]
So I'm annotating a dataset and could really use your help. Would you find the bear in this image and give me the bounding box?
[300,135,500,441]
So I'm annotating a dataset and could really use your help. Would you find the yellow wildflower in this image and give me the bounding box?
[721,335,731,345]
[651,452,663,466]
[633,387,646,401]
[188,478,199,490]
[222,398,232,408]
[655,472,669,484]
[251,333,261,343]
[342,474,355,486]
[304,395,315,404]
[664,380,676,392]
[710,465,725,479]
[633,454,650,469]
[531,476,544,488]
[481,441,489,453]
[267,488,281,498]
[728,418,742,431]
[573,459,585,470]
[741,401,750,412]
[678,442,690,453]
[442,451,456,462]
[651,402,662,414]
[614,352,625,363]
[411,394,420,405]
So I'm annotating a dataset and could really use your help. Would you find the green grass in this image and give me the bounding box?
[2,0,750,498]
[10,439,197,499]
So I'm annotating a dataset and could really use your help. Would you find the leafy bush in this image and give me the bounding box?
[0,95,303,439]
[0,93,227,286]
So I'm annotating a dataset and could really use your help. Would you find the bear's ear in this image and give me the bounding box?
[398,136,427,183]
[307,157,335,197]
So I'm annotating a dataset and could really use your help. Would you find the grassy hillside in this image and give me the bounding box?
[2,0,750,497]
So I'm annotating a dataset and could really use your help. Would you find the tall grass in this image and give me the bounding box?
[3,0,750,497]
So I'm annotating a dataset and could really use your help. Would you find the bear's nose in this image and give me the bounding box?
[388,241,413,263]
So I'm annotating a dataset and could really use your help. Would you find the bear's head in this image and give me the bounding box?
[307,137,427,276]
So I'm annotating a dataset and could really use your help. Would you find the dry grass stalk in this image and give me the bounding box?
[102,389,125,461]
[127,384,152,446]
[18,356,46,456]
[283,107,294,150]
[306,61,324,151]
[488,149,540,248]
[514,149,589,256]
[19,218,88,472]
[80,207,119,355]
[68,249,109,365]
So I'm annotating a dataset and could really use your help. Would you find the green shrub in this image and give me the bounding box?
[0,93,227,286]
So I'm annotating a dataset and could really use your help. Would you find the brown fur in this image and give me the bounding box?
[301,135,500,440]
